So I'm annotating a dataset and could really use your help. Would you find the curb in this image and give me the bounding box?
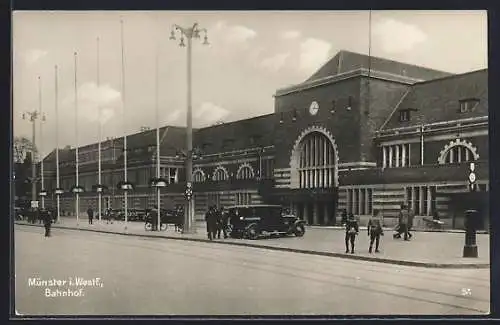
[308,226,488,234]
[16,223,490,269]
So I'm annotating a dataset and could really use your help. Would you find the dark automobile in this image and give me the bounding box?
[144,208,183,231]
[226,204,306,240]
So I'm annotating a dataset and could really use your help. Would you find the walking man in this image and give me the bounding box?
[344,213,359,254]
[368,209,384,253]
[87,206,94,225]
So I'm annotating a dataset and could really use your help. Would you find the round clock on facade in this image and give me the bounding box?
[309,101,319,116]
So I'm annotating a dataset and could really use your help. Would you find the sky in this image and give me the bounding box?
[12,10,487,157]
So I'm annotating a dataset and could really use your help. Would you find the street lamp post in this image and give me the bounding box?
[54,65,63,223]
[22,110,42,206]
[37,76,47,209]
[169,23,209,234]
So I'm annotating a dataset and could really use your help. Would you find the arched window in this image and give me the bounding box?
[443,145,476,164]
[212,166,229,181]
[236,164,255,180]
[193,169,206,183]
[438,139,480,165]
[298,131,336,188]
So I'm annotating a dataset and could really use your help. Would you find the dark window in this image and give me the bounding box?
[347,96,353,109]
[459,99,479,113]
[331,100,336,114]
[399,110,411,122]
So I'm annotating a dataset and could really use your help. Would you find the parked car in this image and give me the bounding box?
[226,204,306,240]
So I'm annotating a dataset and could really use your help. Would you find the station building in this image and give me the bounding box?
[40,50,489,229]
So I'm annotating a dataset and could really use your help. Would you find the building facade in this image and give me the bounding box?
[40,51,489,229]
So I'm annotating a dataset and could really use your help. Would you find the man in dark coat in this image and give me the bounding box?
[41,208,52,237]
[344,213,359,254]
[205,206,217,240]
[367,209,384,253]
[87,206,94,225]
[150,205,159,231]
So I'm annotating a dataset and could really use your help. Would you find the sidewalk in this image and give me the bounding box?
[15,217,490,269]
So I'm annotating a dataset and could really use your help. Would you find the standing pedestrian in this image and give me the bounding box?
[344,213,359,254]
[216,206,228,239]
[407,205,415,239]
[87,206,94,225]
[42,208,52,237]
[367,209,384,253]
[150,205,159,231]
[397,204,410,241]
[205,206,217,240]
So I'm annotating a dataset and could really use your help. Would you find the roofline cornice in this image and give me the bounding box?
[274,68,421,97]
[375,116,488,136]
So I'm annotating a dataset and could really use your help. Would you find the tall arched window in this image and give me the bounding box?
[236,164,254,180]
[212,166,229,181]
[298,131,336,188]
[438,139,480,165]
[443,145,476,164]
[193,169,206,183]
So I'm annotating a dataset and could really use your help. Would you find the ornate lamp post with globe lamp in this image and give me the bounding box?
[169,23,209,234]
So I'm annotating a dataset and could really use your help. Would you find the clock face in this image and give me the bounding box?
[468,172,476,183]
[309,101,319,116]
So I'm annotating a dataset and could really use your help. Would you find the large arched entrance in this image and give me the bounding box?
[288,126,339,225]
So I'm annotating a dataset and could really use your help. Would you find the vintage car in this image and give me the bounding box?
[226,204,306,240]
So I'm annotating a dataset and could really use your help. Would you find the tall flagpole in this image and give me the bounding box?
[120,18,128,230]
[38,76,45,209]
[55,65,61,223]
[155,35,161,231]
[97,36,103,223]
[74,51,80,226]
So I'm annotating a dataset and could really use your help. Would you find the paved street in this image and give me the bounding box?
[16,217,490,266]
[15,224,489,316]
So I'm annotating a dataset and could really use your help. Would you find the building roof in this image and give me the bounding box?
[305,50,453,84]
[193,114,275,155]
[381,69,488,130]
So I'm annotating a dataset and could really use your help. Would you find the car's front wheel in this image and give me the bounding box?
[293,224,305,237]
[245,224,259,240]
[144,222,152,231]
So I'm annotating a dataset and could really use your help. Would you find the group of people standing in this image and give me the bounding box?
[340,203,415,254]
[204,206,229,240]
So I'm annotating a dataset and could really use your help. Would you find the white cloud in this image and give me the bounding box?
[24,49,48,65]
[281,30,301,40]
[373,18,427,53]
[260,52,291,72]
[194,102,230,126]
[63,82,121,125]
[212,21,257,44]
[299,38,332,73]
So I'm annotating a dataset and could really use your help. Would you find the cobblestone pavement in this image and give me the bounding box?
[15,216,490,267]
[14,225,489,316]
